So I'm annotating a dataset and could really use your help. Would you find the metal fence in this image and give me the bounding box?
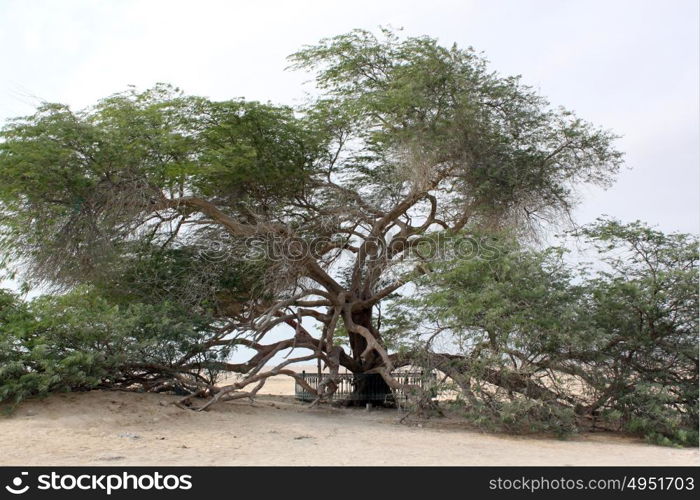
[294,371,435,404]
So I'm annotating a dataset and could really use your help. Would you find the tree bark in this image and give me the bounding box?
[345,307,394,406]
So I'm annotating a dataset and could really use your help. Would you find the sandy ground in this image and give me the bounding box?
[1,373,698,466]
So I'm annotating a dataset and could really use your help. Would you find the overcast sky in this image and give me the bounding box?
[1,0,698,237]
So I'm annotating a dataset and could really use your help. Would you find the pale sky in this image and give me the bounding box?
[1,0,698,235]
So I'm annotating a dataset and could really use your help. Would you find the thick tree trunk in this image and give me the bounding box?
[345,307,394,406]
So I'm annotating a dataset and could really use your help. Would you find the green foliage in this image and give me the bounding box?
[291,28,622,219]
[0,29,623,307]
[0,287,224,409]
[196,99,320,203]
[92,242,271,319]
[576,219,699,446]
[398,220,698,445]
[448,395,578,437]
[0,84,319,286]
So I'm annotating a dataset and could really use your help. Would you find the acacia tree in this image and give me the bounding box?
[391,220,698,444]
[0,29,622,407]
[0,286,230,406]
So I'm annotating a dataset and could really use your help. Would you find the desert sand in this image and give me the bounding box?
[1,372,698,466]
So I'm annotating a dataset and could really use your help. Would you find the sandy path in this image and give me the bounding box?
[0,376,698,466]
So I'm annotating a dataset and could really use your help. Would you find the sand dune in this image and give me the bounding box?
[0,374,698,466]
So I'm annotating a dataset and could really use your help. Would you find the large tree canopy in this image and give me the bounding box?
[0,29,624,411]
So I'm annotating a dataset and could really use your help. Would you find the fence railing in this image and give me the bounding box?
[294,371,435,404]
